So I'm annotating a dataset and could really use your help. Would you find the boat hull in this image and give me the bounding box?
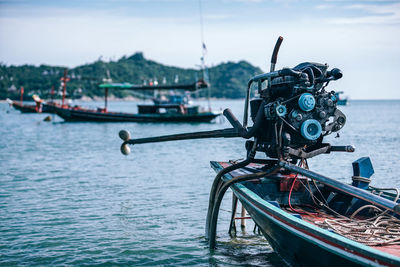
[235,188,381,266]
[211,161,400,267]
[54,106,220,122]
[41,102,59,114]
[11,102,38,113]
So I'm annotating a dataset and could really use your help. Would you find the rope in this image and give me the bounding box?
[316,211,400,246]
[369,186,400,202]
[352,176,372,184]
[294,165,400,246]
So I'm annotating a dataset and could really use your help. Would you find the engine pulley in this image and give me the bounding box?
[276,104,287,117]
[298,93,315,112]
[301,119,322,140]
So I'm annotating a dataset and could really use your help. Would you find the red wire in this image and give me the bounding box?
[288,161,318,216]
[288,173,299,212]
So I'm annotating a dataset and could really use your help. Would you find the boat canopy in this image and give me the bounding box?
[99,80,208,91]
[99,83,135,89]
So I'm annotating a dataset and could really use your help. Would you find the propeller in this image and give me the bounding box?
[119,130,131,141]
[119,130,131,155]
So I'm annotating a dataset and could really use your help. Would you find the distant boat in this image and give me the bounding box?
[8,98,40,113]
[8,86,41,113]
[9,95,60,114]
[335,91,348,105]
[53,80,221,123]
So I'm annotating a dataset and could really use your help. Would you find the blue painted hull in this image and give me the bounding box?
[211,162,400,266]
[235,188,385,266]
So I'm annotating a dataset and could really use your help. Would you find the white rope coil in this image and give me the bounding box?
[317,213,400,246]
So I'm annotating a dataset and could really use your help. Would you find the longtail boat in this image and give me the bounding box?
[117,37,400,266]
[54,80,221,122]
[8,86,41,113]
[8,99,40,113]
[10,95,60,114]
[210,160,400,266]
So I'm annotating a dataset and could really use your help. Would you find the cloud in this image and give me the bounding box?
[314,4,335,10]
[326,2,400,25]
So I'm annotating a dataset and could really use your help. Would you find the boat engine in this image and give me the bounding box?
[234,61,348,161]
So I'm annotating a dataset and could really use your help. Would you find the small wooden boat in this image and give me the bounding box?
[54,81,221,123]
[53,105,220,122]
[8,99,40,113]
[211,159,400,266]
[8,86,41,113]
[9,95,61,114]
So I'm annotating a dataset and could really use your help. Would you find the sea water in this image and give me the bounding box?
[1,100,399,266]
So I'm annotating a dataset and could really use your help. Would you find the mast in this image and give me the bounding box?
[20,86,24,104]
[60,68,70,107]
[199,0,211,111]
[104,88,108,111]
[50,85,54,101]
[103,70,112,112]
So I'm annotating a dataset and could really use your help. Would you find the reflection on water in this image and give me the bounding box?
[0,100,399,265]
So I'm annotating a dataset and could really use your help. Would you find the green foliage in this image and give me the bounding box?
[0,53,262,100]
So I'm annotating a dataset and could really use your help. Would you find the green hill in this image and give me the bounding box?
[0,52,262,100]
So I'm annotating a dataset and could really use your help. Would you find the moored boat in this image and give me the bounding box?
[8,99,40,113]
[8,86,41,113]
[53,105,220,122]
[54,81,221,123]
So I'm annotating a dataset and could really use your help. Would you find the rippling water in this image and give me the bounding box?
[1,100,399,266]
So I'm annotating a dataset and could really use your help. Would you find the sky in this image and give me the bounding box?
[0,0,399,99]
